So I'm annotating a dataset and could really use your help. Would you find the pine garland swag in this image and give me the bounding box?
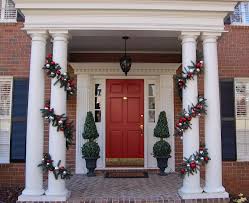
[43,54,76,96]
[40,101,74,149]
[174,96,207,138]
[179,145,210,177]
[38,153,72,180]
[174,60,204,98]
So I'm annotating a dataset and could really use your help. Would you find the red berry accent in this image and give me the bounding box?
[47,54,53,59]
[51,61,55,65]
[56,70,61,75]
[179,118,183,123]
[204,157,209,162]
[187,117,192,121]
[182,118,187,122]
[180,168,186,174]
[190,162,196,169]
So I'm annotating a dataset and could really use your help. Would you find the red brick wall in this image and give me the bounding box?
[0,22,30,187]
[218,25,249,196]
[0,23,249,196]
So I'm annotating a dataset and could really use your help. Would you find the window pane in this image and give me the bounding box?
[95,97,101,109]
[149,110,155,123]
[95,84,101,96]
[95,111,101,122]
[149,97,155,109]
[148,84,155,97]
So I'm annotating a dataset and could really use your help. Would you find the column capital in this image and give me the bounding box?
[27,30,48,42]
[201,32,222,43]
[49,30,69,42]
[179,32,200,44]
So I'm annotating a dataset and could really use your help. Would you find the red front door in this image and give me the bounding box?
[106,79,144,159]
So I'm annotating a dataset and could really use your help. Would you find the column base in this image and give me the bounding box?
[179,186,203,195]
[19,191,71,202]
[18,188,45,201]
[204,185,226,193]
[178,190,229,200]
[45,189,71,201]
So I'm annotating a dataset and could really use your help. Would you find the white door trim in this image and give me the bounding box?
[72,63,179,174]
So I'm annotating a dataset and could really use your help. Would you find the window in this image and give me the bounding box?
[0,77,13,163]
[230,2,249,24]
[0,0,17,22]
[148,84,156,123]
[94,84,102,123]
[235,79,249,161]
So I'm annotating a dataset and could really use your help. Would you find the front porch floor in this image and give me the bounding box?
[68,173,181,202]
[64,173,229,203]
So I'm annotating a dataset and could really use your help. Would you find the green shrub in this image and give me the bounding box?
[82,111,100,158]
[154,111,170,139]
[153,140,171,158]
[82,112,99,141]
[81,141,100,158]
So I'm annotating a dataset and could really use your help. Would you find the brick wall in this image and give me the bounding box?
[218,25,249,196]
[0,23,30,187]
[0,23,249,196]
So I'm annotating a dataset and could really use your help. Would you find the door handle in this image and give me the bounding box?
[140,124,144,136]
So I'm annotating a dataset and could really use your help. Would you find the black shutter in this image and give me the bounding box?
[220,80,237,161]
[10,79,29,162]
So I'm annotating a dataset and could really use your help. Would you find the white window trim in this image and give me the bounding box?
[231,2,249,26]
[234,78,249,162]
[0,0,17,23]
[0,76,13,164]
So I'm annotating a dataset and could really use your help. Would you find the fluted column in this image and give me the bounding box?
[179,32,203,197]
[18,31,48,200]
[45,31,70,201]
[202,33,228,196]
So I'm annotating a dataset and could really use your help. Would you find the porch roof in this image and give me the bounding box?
[14,0,238,33]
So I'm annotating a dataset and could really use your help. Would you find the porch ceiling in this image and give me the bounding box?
[69,30,181,53]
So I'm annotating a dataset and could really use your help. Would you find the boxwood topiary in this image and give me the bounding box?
[154,111,170,139]
[153,140,171,158]
[82,141,100,158]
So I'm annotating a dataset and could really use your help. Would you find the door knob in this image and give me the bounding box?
[140,124,144,136]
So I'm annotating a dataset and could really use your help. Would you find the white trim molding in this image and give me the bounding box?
[70,63,180,76]
[14,0,238,32]
[72,63,178,174]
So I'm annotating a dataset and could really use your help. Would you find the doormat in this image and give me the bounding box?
[104,171,148,178]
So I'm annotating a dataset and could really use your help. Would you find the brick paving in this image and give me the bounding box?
[67,173,182,202]
[17,172,230,202]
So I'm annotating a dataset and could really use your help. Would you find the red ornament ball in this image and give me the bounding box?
[204,157,209,162]
[180,168,186,174]
[190,161,197,169]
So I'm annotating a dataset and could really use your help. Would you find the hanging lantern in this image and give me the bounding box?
[120,36,132,76]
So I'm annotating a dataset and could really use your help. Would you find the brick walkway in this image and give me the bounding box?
[67,173,182,202]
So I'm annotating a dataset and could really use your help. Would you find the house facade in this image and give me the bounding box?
[0,0,249,202]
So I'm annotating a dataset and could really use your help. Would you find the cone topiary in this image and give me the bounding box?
[154,111,170,139]
[82,112,99,141]
[81,111,100,158]
[153,111,171,157]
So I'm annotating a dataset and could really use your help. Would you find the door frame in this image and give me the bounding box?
[94,75,158,169]
[72,63,179,174]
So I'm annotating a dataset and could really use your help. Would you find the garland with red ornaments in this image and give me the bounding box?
[38,153,72,180]
[174,58,211,177]
[40,101,73,150]
[175,60,204,96]
[174,96,207,138]
[180,145,210,177]
[43,54,76,96]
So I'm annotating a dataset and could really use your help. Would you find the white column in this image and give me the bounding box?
[202,33,228,196]
[75,74,90,174]
[45,31,70,201]
[18,31,47,200]
[179,32,203,197]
